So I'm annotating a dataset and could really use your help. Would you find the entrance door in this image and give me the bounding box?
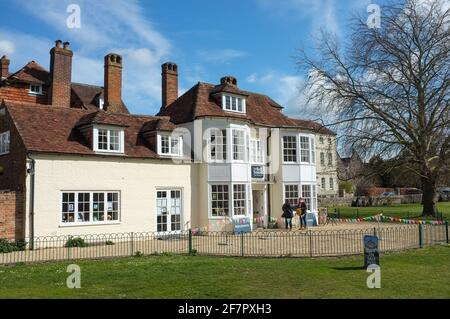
[156,190,182,232]
[252,188,266,228]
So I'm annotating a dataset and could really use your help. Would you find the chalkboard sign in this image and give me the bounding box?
[251,165,264,179]
[363,235,380,267]
[233,217,252,233]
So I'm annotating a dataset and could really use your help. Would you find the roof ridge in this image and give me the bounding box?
[71,82,104,89]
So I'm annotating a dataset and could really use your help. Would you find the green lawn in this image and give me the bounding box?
[0,245,449,298]
[327,202,450,219]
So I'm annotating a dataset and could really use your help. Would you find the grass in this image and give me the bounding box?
[0,245,449,298]
[327,202,450,220]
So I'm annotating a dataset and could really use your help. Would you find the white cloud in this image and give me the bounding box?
[0,40,15,55]
[198,49,247,64]
[6,0,172,114]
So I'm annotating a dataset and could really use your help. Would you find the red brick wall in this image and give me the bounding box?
[162,63,178,107]
[104,54,123,113]
[0,82,49,105]
[0,107,27,192]
[0,191,25,240]
[48,46,73,107]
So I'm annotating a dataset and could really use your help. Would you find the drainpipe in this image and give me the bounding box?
[26,152,35,250]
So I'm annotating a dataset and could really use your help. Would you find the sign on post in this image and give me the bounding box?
[233,217,252,234]
[363,235,380,267]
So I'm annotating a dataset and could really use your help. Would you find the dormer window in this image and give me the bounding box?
[29,84,42,95]
[158,134,183,157]
[222,94,246,113]
[93,126,124,153]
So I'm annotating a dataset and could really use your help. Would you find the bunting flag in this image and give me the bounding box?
[328,213,445,225]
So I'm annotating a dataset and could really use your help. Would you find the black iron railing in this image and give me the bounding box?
[0,222,448,264]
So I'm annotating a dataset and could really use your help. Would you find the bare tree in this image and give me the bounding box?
[297,0,449,216]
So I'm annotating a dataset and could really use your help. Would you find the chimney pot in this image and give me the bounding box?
[55,40,63,48]
[161,62,178,107]
[63,41,70,49]
[220,76,237,86]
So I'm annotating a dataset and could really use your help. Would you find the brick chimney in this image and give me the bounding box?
[104,53,123,113]
[1,55,10,79]
[161,62,178,107]
[48,40,73,107]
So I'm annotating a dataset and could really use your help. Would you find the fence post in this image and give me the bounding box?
[188,229,193,255]
[130,232,134,256]
[67,235,71,261]
[309,230,313,258]
[418,224,423,248]
[241,232,244,257]
[445,221,449,244]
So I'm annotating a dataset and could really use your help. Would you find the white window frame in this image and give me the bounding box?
[283,183,317,212]
[60,191,121,226]
[208,128,227,162]
[0,131,10,155]
[282,134,298,164]
[232,184,247,217]
[321,177,326,190]
[222,94,246,114]
[155,188,183,233]
[284,184,299,205]
[329,177,334,190]
[250,138,263,164]
[209,183,250,218]
[28,84,43,95]
[157,133,183,157]
[231,128,247,162]
[299,135,311,163]
[93,126,125,154]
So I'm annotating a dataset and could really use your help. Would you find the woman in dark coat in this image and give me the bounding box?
[281,199,293,230]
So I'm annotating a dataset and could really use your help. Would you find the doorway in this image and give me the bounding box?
[252,186,267,228]
[156,189,182,232]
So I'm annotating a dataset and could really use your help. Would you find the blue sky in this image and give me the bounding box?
[0,0,371,116]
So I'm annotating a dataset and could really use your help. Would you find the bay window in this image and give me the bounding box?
[283,135,297,163]
[233,184,247,216]
[209,128,227,162]
[61,191,120,224]
[284,184,299,205]
[232,129,246,161]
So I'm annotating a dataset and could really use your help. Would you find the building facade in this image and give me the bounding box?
[0,40,337,239]
[315,134,339,198]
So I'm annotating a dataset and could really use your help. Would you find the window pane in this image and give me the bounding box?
[283,136,297,162]
[98,129,108,150]
[107,192,119,221]
[233,184,246,216]
[171,137,179,155]
[109,130,120,151]
[284,185,299,205]
[300,136,310,162]
[211,184,229,217]
[93,192,105,222]
[77,192,90,222]
[61,192,75,223]
[302,185,312,210]
[232,130,245,161]
[161,136,170,154]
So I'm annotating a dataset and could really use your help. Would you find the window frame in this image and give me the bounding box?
[250,138,263,164]
[208,128,227,163]
[28,84,43,95]
[222,94,246,114]
[282,135,298,163]
[231,128,247,162]
[321,177,326,190]
[93,126,125,154]
[60,191,121,226]
[329,177,334,190]
[0,131,10,155]
[209,183,250,219]
[157,133,183,157]
[327,152,333,166]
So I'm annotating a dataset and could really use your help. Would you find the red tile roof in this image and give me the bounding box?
[6,61,49,85]
[3,101,175,159]
[158,82,336,135]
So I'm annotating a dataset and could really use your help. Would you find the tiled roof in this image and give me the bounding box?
[6,61,49,85]
[158,81,335,135]
[3,101,175,159]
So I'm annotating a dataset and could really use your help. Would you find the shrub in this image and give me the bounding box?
[65,237,88,248]
[134,251,144,257]
[0,238,27,253]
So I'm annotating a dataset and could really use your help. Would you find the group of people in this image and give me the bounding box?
[281,198,308,230]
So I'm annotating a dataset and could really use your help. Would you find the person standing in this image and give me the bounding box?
[281,199,293,230]
[299,198,308,229]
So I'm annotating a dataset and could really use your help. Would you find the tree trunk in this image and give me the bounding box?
[421,177,437,216]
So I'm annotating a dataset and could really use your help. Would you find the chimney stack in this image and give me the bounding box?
[104,53,124,113]
[1,55,10,80]
[49,40,73,107]
[161,62,178,107]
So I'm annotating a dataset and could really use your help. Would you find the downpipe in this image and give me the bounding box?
[26,152,35,250]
